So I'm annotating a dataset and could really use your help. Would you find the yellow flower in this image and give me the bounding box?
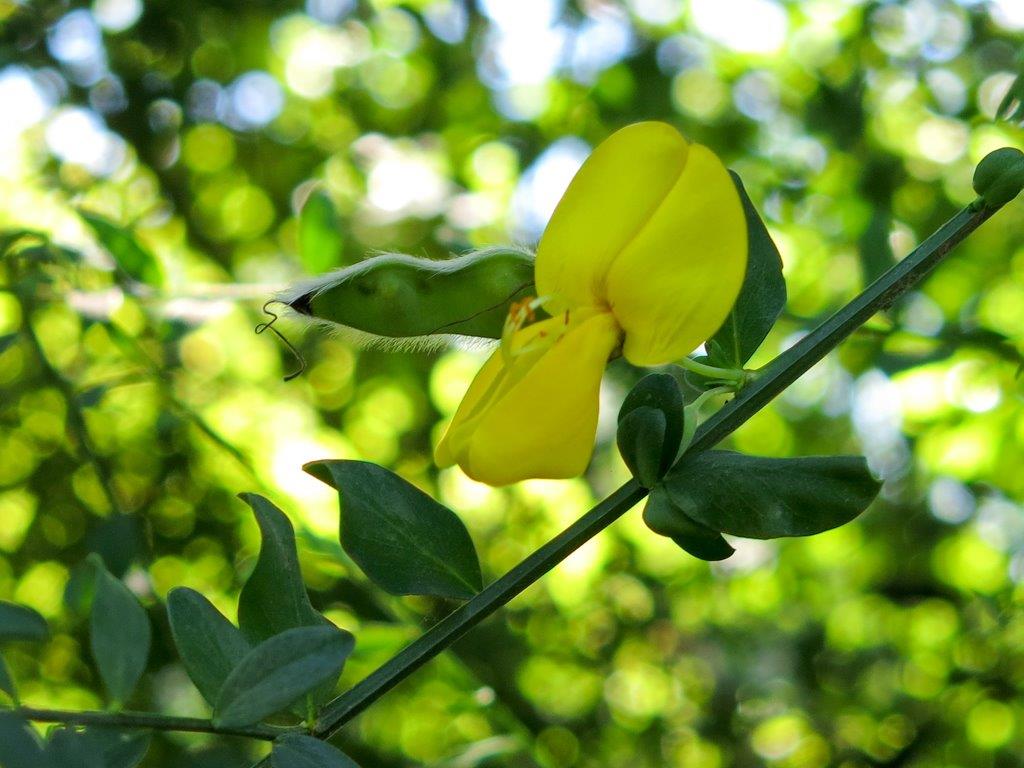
[435,122,747,486]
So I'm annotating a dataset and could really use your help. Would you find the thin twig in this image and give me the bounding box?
[14,706,298,740]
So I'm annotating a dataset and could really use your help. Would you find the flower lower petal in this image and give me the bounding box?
[463,312,620,485]
[534,122,690,310]
[605,142,747,366]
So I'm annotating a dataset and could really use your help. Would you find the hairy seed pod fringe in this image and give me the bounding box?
[280,247,536,351]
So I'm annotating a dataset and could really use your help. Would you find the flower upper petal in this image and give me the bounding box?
[534,122,690,310]
[459,312,620,485]
[605,143,747,366]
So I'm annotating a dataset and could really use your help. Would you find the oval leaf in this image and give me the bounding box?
[89,558,152,708]
[237,494,325,644]
[214,625,355,729]
[306,461,482,600]
[272,734,360,768]
[707,172,786,368]
[642,486,734,562]
[167,588,251,706]
[0,601,48,642]
[81,212,164,287]
[77,728,151,768]
[664,451,881,539]
[0,713,49,768]
[45,728,104,768]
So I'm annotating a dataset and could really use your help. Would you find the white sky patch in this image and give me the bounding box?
[569,10,633,83]
[45,106,125,176]
[284,27,361,99]
[92,0,143,32]
[990,0,1024,30]
[511,137,589,242]
[47,9,108,84]
[691,0,788,54]
[423,0,469,44]
[355,134,450,222]
[305,0,355,24]
[479,0,560,33]
[0,67,54,143]
[226,71,284,129]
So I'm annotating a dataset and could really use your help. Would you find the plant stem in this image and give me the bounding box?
[306,202,995,743]
[676,355,744,382]
[14,706,295,740]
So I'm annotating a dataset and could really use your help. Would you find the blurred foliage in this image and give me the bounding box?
[2,0,1024,766]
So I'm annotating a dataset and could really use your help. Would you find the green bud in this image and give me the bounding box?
[283,247,535,348]
[972,147,1024,209]
[642,486,735,561]
[617,407,667,488]
[616,373,684,484]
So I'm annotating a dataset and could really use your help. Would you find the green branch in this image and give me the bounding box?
[14,706,297,741]
[304,203,996,744]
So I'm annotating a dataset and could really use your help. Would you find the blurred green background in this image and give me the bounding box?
[2,0,1024,766]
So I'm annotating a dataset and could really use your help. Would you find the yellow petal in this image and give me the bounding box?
[606,143,746,365]
[534,122,690,310]
[456,312,620,486]
[435,316,563,467]
[434,347,506,468]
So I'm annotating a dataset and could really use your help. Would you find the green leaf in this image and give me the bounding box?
[616,407,668,489]
[79,728,151,768]
[663,452,882,539]
[43,727,148,768]
[272,734,360,768]
[167,587,251,706]
[0,713,49,768]
[0,653,16,703]
[299,190,345,272]
[237,494,325,644]
[213,625,355,729]
[306,461,483,600]
[81,212,164,288]
[45,728,103,768]
[707,172,786,368]
[0,601,48,642]
[642,486,734,561]
[88,557,151,708]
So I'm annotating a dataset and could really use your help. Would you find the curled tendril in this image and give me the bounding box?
[255,301,306,382]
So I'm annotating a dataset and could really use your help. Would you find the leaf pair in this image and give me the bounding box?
[167,495,355,728]
[643,452,882,561]
[0,713,149,768]
[3,561,151,711]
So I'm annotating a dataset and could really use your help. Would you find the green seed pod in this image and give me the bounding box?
[283,247,535,350]
[972,147,1024,209]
